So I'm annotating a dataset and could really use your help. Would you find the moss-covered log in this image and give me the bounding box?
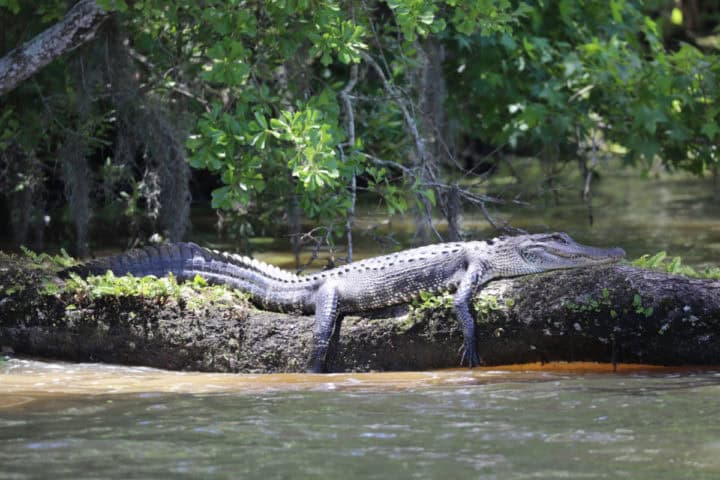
[1,253,719,372]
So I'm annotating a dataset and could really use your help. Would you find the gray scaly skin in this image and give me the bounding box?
[65,232,625,372]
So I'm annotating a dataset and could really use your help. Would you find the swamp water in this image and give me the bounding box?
[231,166,720,271]
[2,359,720,479]
[2,166,720,478]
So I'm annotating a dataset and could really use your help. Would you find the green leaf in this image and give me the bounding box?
[701,122,719,139]
[647,251,667,268]
[254,111,268,130]
[670,8,683,25]
[668,256,682,273]
[211,186,230,209]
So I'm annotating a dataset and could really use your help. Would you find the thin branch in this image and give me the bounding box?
[361,153,415,178]
[577,126,599,226]
[294,226,335,273]
[478,201,502,231]
[126,44,210,110]
[362,152,523,235]
[423,182,507,206]
[361,0,393,83]
[359,51,427,168]
[339,63,359,263]
[360,51,442,241]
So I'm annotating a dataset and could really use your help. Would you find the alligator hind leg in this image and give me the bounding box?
[307,284,340,373]
[453,267,489,367]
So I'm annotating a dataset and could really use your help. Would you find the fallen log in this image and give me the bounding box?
[1,252,719,372]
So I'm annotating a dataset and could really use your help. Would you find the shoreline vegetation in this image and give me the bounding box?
[1,250,718,373]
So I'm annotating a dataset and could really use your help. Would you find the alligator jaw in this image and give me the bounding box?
[551,245,626,264]
[515,232,625,273]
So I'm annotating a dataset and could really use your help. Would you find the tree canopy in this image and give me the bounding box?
[0,0,718,256]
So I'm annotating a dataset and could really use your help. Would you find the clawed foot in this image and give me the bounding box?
[460,342,481,368]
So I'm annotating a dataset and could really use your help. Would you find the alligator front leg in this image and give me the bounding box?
[307,283,340,373]
[453,266,490,367]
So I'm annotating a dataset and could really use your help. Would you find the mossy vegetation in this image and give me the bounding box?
[411,291,454,311]
[473,294,516,339]
[3,248,251,314]
[473,294,515,319]
[0,250,260,372]
[48,271,248,312]
[19,246,78,269]
[563,287,652,341]
[633,252,720,280]
[564,288,622,320]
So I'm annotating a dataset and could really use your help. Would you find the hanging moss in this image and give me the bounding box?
[0,147,47,250]
[58,133,91,256]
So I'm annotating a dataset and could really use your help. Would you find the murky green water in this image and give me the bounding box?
[2,360,720,479]
[217,165,720,271]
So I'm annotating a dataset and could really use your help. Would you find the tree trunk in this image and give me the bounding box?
[1,253,719,372]
[0,0,109,96]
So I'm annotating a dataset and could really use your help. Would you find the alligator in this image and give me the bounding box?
[66,232,625,372]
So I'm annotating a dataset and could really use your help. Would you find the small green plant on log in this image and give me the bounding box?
[412,291,454,311]
[473,294,515,338]
[632,294,654,319]
[565,287,653,323]
[633,252,720,279]
[565,288,614,315]
[20,246,78,269]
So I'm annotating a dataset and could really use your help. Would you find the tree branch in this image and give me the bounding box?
[360,51,425,169]
[360,51,442,241]
[0,0,110,96]
[340,64,359,262]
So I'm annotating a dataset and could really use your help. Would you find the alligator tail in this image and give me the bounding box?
[61,242,307,308]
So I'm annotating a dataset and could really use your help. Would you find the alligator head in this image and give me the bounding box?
[496,232,625,276]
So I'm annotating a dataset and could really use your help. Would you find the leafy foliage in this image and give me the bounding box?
[412,290,454,310]
[447,1,720,176]
[633,252,720,279]
[1,0,719,250]
[109,0,720,240]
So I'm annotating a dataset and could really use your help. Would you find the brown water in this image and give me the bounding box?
[2,359,720,479]
[0,359,682,408]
